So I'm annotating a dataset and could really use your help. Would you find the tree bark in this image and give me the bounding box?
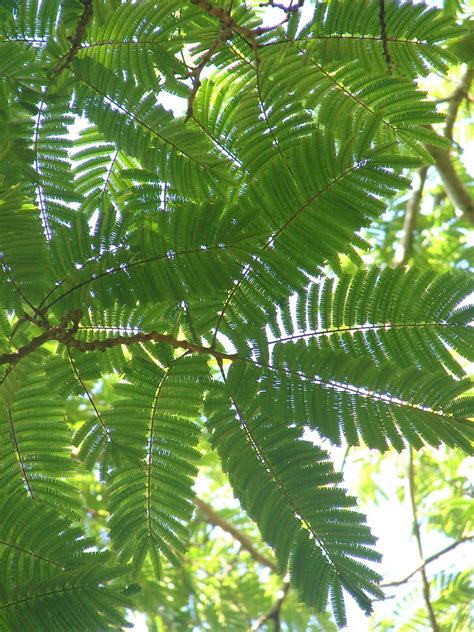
[425,67,473,224]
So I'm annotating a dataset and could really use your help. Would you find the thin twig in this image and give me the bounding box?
[2,265,37,313]
[381,535,474,588]
[407,448,440,632]
[259,0,304,14]
[66,349,113,444]
[7,409,34,499]
[340,445,351,472]
[398,166,428,265]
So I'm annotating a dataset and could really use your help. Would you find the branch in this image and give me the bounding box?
[398,166,428,265]
[191,0,289,39]
[407,448,440,632]
[426,143,474,224]
[69,331,238,361]
[252,581,290,631]
[445,67,473,141]
[54,0,93,74]
[425,67,473,224]
[0,319,238,368]
[379,0,392,74]
[186,0,305,119]
[194,497,277,572]
[0,310,82,369]
[0,328,61,368]
[191,0,253,37]
[381,535,474,588]
[259,0,304,13]
[186,35,225,121]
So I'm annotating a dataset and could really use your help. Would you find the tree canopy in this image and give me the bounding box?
[0,0,472,630]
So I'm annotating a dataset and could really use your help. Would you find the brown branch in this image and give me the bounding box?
[398,166,428,265]
[190,0,286,40]
[54,0,93,74]
[381,535,474,588]
[0,328,60,368]
[0,310,81,367]
[69,331,238,361]
[191,0,252,37]
[186,36,225,121]
[427,143,474,224]
[194,497,277,572]
[0,316,237,369]
[445,67,473,141]
[425,67,473,224]
[252,581,290,631]
[259,0,304,14]
[407,448,440,632]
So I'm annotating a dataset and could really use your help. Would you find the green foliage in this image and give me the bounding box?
[107,352,209,577]
[207,371,383,628]
[0,0,472,629]
[0,495,131,631]
[307,0,459,76]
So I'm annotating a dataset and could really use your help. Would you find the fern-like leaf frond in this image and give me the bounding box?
[0,495,130,632]
[303,0,458,77]
[252,347,473,453]
[106,352,209,577]
[207,371,383,627]
[268,266,473,377]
